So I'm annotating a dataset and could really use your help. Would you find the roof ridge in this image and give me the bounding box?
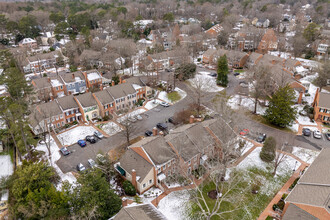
[130,147,154,166]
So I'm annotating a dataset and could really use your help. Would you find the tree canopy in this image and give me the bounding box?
[217,55,229,87]
[260,136,276,162]
[264,85,297,127]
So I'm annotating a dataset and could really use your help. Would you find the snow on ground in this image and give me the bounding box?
[0,155,13,178]
[189,71,225,93]
[36,136,76,189]
[158,91,171,103]
[292,147,319,164]
[57,126,97,146]
[144,99,161,110]
[165,182,181,188]
[158,190,190,220]
[296,58,320,69]
[99,122,122,136]
[237,147,301,177]
[158,87,187,104]
[285,31,296,37]
[296,114,316,125]
[300,126,319,132]
[227,95,266,115]
[117,108,146,123]
[269,51,292,59]
[288,122,299,132]
[140,187,163,203]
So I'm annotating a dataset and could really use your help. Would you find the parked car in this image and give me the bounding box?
[77,140,87,147]
[168,117,175,124]
[128,116,137,123]
[233,72,240,76]
[302,128,311,136]
[96,154,107,164]
[94,131,104,139]
[160,102,170,107]
[313,130,322,139]
[145,130,153,136]
[77,163,86,172]
[157,123,168,130]
[209,72,217,77]
[60,147,70,156]
[325,133,330,141]
[86,135,96,143]
[239,129,249,136]
[257,133,267,143]
[135,115,143,120]
[88,159,97,168]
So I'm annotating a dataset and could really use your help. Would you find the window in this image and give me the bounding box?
[60,85,63,89]
[57,123,60,127]
[158,168,161,173]
[51,117,54,122]
[188,160,191,165]
[163,165,166,170]
[60,115,63,119]
[56,87,59,91]
[149,179,152,184]
[143,183,146,188]
[61,121,64,126]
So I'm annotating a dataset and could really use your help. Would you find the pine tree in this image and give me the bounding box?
[260,136,276,162]
[217,55,229,87]
[264,85,297,128]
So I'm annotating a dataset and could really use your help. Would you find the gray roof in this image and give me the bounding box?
[166,132,200,161]
[125,77,146,87]
[285,58,300,68]
[106,83,136,99]
[248,52,263,64]
[204,119,237,145]
[32,77,52,89]
[282,204,318,220]
[184,123,216,151]
[140,136,175,165]
[57,94,79,110]
[318,92,330,109]
[93,90,114,105]
[60,71,85,83]
[119,148,153,183]
[113,204,167,220]
[285,148,330,213]
[258,54,285,66]
[75,92,97,108]
[28,51,59,62]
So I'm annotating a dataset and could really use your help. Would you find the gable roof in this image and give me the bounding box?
[32,77,52,89]
[93,90,114,105]
[248,52,263,64]
[106,83,136,99]
[75,92,97,108]
[113,204,167,220]
[37,101,62,117]
[57,94,79,110]
[282,204,318,220]
[119,148,153,183]
[125,77,146,87]
[318,92,330,109]
[60,71,85,83]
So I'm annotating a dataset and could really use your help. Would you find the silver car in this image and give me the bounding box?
[77,163,86,172]
[88,159,97,168]
[135,115,143,120]
[313,130,322,139]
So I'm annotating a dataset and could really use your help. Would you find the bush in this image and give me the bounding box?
[175,63,196,81]
[73,121,78,125]
[123,180,136,196]
[102,115,110,121]
[260,137,276,162]
[112,76,120,85]
[277,200,285,210]
[197,58,201,62]
[272,204,279,211]
[64,124,70,128]
[289,177,300,190]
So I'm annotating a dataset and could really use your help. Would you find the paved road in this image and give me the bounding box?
[57,70,329,173]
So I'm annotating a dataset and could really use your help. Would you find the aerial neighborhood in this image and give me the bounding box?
[0,0,329,219]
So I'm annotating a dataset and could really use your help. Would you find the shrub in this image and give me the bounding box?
[112,76,120,85]
[272,204,279,211]
[72,121,78,125]
[123,180,136,196]
[64,124,70,128]
[260,137,276,162]
[277,200,285,210]
[197,58,201,62]
[289,177,300,190]
[281,193,288,200]
[102,115,110,121]
[175,63,196,81]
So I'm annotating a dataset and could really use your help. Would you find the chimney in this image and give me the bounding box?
[47,77,50,83]
[119,77,122,84]
[278,54,280,57]
[72,73,75,79]
[189,115,195,124]
[122,198,128,207]
[131,169,137,189]
[152,127,157,136]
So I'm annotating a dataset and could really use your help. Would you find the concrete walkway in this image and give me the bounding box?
[258,163,308,220]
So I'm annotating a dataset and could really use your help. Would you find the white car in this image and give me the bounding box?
[313,130,322,139]
[128,117,137,123]
[77,163,86,172]
[88,159,97,168]
[160,102,170,107]
[135,115,143,120]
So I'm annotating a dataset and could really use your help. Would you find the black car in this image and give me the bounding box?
[302,128,311,136]
[85,135,96,143]
[233,72,240,76]
[145,130,153,136]
[257,133,267,143]
[60,147,70,156]
[157,123,168,130]
[325,133,330,141]
[209,72,217,77]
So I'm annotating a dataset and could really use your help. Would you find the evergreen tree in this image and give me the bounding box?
[217,55,229,87]
[264,85,297,127]
[260,136,276,162]
[7,162,70,219]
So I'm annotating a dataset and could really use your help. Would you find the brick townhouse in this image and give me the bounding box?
[60,71,87,95]
[107,83,137,111]
[92,90,115,118]
[312,89,330,123]
[56,95,82,124]
[31,77,53,102]
[257,29,278,54]
[74,92,100,122]
[22,51,62,73]
[83,69,103,91]
[115,118,231,194]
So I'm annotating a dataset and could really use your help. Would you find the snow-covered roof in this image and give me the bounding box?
[138,39,152,44]
[20,38,36,44]
[133,20,153,27]
[50,79,63,87]
[132,84,143,90]
[296,66,308,73]
[87,72,101,81]
[0,69,3,75]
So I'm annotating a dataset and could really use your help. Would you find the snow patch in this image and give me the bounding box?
[0,155,13,178]
[57,126,97,146]
[158,190,190,220]
[188,71,225,92]
[292,147,319,164]
[99,122,122,136]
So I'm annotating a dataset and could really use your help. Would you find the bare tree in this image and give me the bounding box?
[120,116,137,148]
[273,141,293,176]
[290,34,307,58]
[314,61,330,92]
[189,76,212,116]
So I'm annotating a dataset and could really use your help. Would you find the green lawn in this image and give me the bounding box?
[249,113,295,133]
[190,168,291,219]
[234,69,245,73]
[167,91,181,102]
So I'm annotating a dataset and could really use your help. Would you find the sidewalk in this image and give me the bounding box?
[258,163,307,220]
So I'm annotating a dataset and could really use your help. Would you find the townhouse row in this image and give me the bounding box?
[115,118,234,194]
[29,77,153,135]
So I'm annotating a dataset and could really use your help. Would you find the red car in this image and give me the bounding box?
[240,129,249,136]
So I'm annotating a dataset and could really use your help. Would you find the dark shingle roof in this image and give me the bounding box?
[93,90,114,105]
[75,92,97,108]
[282,204,318,220]
[60,71,85,83]
[57,94,79,110]
[113,204,167,220]
[32,77,52,89]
